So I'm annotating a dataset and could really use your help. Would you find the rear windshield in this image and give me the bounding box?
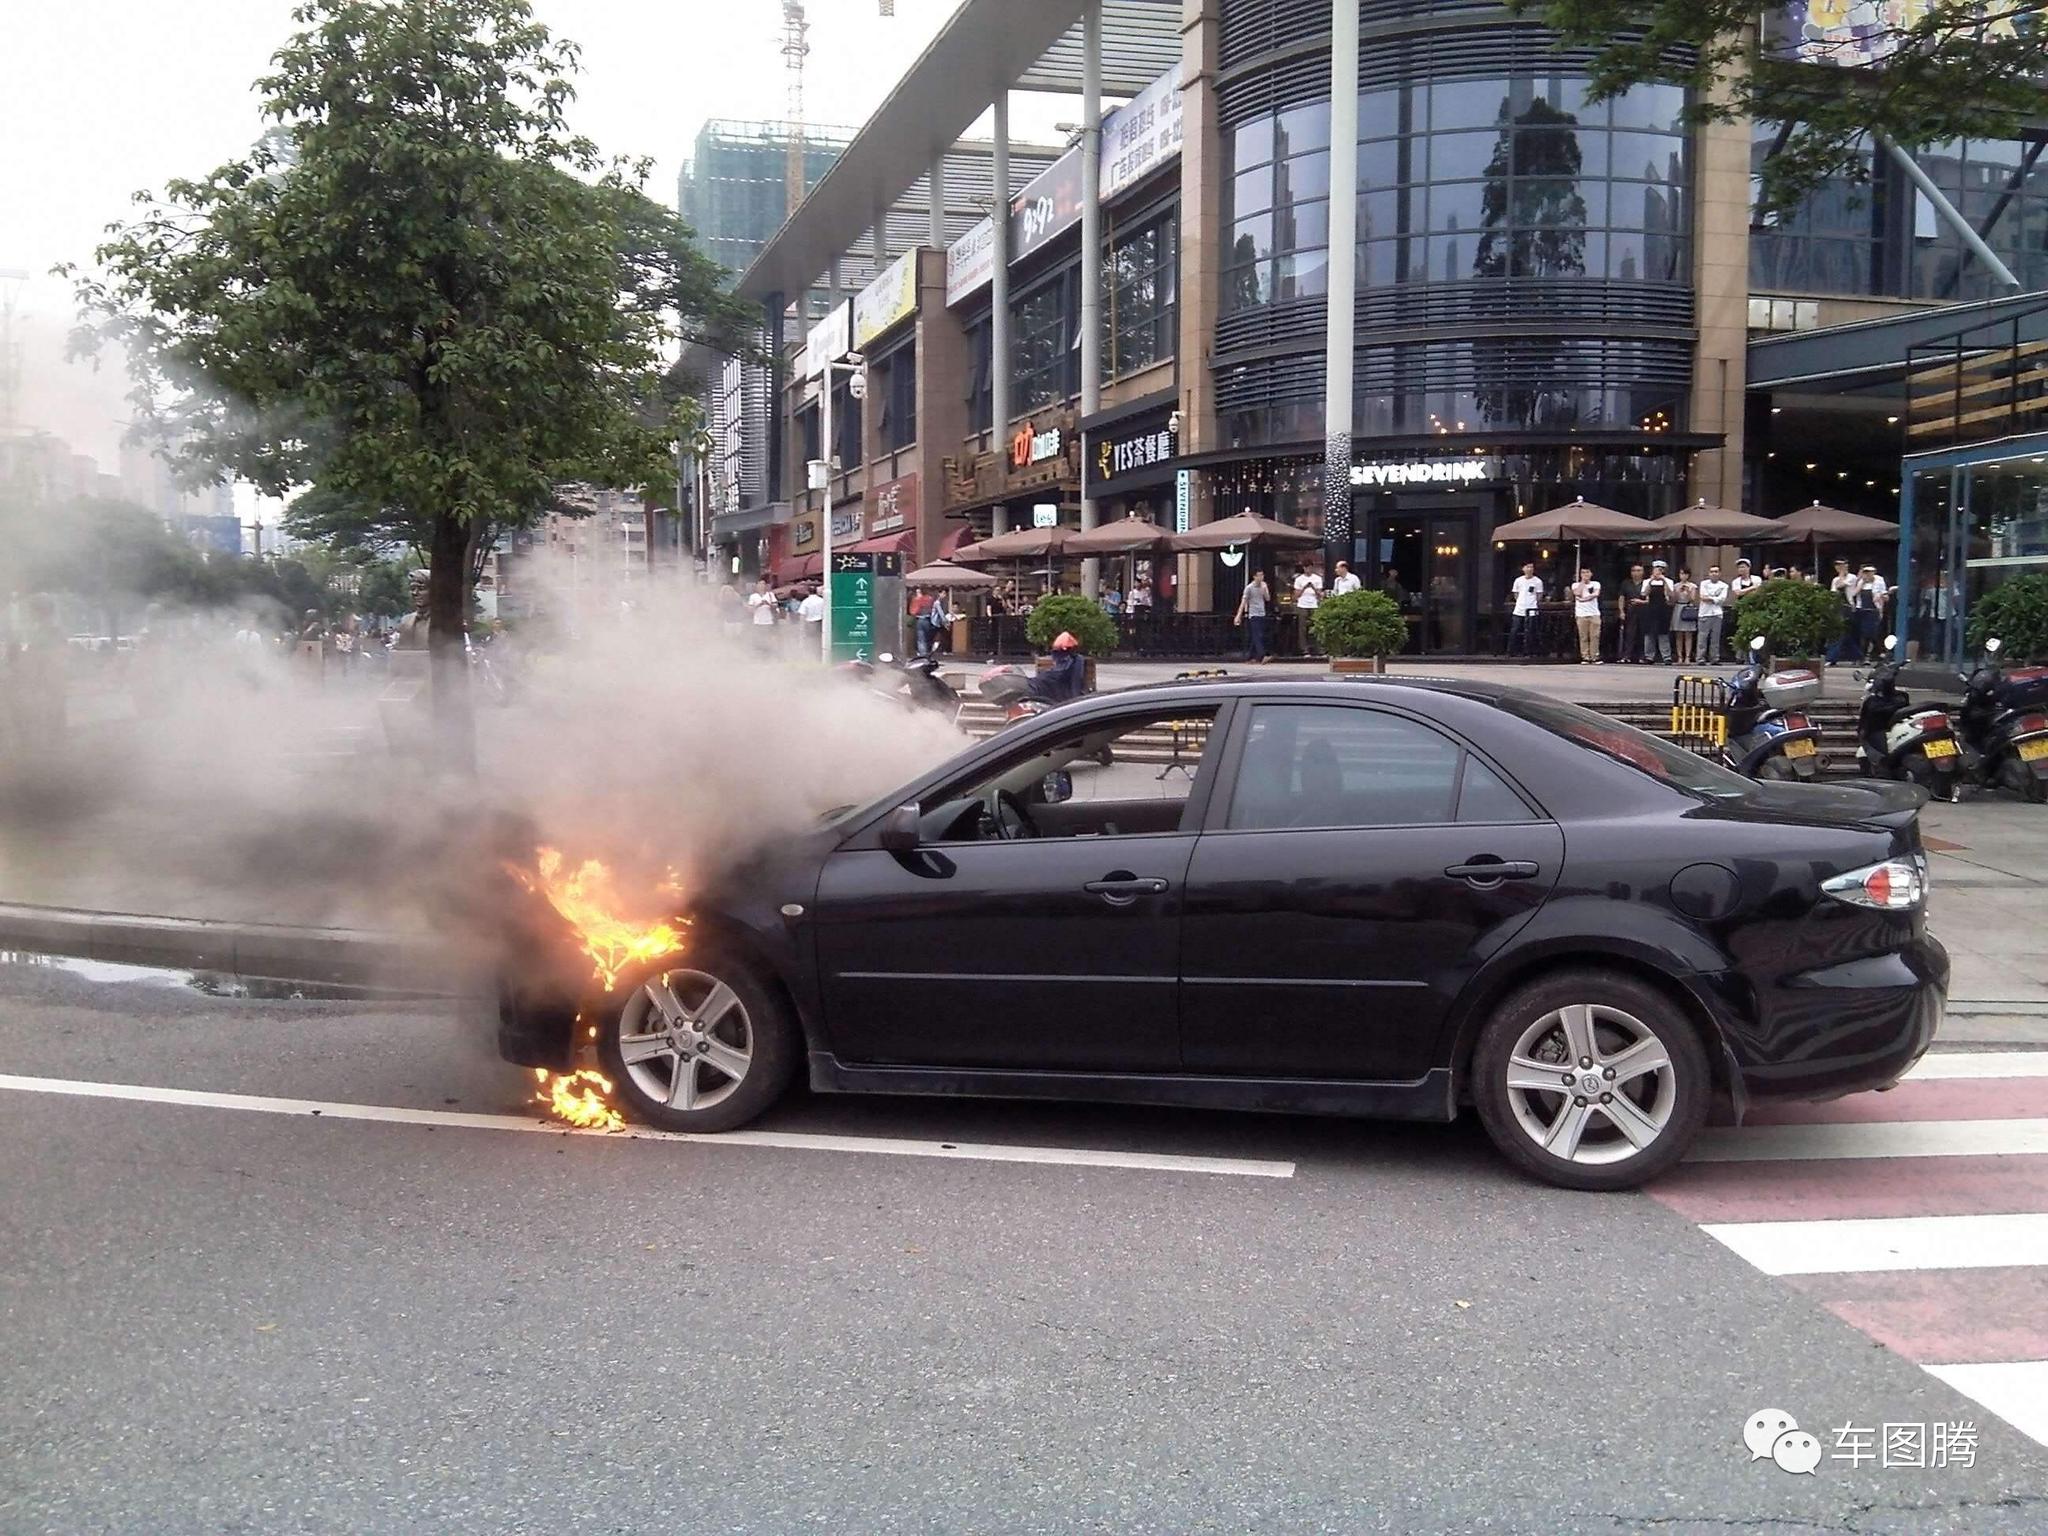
[1492,693,1755,802]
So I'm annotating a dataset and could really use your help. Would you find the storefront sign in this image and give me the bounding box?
[792,519,817,547]
[1349,457,1501,489]
[829,553,877,663]
[800,301,851,380]
[945,219,994,307]
[870,473,918,534]
[853,249,919,350]
[1087,412,1176,491]
[1011,422,1065,468]
[1011,151,1085,265]
[1032,503,1059,529]
[830,506,862,539]
[1101,64,1184,202]
[1175,468,1192,533]
[1769,1,1981,70]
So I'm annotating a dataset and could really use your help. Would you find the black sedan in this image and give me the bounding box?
[499,677,1947,1190]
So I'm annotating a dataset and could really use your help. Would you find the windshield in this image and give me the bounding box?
[1494,693,1755,801]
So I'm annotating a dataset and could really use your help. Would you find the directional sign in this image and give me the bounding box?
[830,552,877,664]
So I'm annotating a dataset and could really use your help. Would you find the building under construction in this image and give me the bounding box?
[678,120,854,285]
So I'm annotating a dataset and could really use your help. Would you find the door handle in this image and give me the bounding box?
[1084,875,1170,906]
[1444,858,1540,885]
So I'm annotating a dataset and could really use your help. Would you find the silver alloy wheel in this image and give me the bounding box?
[615,968,754,1113]
[1503,1003,1677,1166]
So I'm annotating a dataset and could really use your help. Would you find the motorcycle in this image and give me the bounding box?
[1954,636,2048,803]
[1721,636,1824,781]
[1854,635,1964,800]
[838,653,961,722]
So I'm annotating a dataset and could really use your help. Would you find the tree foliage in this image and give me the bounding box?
[1966,572,2048,659]
[67,0,750,756]
[1511,0,2048,209]
[1026,594,1122,655]
[1733,576,1847,656]
[1311,590,1410,658]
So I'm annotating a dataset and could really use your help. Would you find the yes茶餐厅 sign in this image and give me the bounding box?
[1086,411,1176,492]
[946,62,1185,307]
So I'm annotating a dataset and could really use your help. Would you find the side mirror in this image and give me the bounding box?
[1883,634,1899,653]
[1987,637,2004,655]
[1041,770,1074,804]
[878,803,920,852]
[1749,635,1767,654]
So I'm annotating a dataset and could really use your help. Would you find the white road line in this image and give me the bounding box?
[1906,1051,2048,1081]
[1700,1213,2048,1276]
[0,1073,1295,1181]
[1923,1361,2048,1450]
[1691,1118,2048,1163]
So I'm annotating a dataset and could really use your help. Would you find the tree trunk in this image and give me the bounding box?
[428,508,476,774]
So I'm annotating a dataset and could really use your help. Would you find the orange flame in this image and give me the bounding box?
[534,1067,625,1131]
[508,846,687,991]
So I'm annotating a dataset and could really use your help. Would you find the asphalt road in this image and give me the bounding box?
[2,961,2045,1535]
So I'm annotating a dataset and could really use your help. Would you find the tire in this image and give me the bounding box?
[1470,968,1711,1192]
[597,952,800,1133]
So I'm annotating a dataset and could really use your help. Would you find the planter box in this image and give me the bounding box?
[1329,656,1387,674]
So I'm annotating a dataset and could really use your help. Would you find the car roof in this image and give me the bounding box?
[1077,673,1547,711]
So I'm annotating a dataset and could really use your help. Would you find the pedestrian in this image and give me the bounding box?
[1100,580,1124,619]
[1730,559,1762,602]
[1618,562,1647,663]
[1569,566,1602,664]
[909,586,934,656]
[746,576,779,651]
[1696,563,1730,664]
[797,581,824,646]
[1294,564,1323,654]
[1234,569,1272,663]
[1507,561,1543,658]
[1827,559,1859,665]
[1853,563,1889,661]
[927,586,953,655]
[1673,568,1699,664]
[1331,560,1362,595]
[716,580,744,640]
[1128,577,1152,613]
[1636,559,1676,663]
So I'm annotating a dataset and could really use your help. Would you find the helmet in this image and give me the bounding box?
[1051,631,1080,651]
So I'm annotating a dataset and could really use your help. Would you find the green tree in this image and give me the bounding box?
[1512,1,2048,210]
[68,0,747,762]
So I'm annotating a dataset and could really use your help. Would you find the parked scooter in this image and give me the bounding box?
[1854,635,1964,800]
[1954,636,2048,804]
[838,652,960,721]
[1721,636,1824,781]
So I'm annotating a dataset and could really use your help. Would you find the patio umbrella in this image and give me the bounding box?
[901,560,996,588]
[1064,514,1173,554]
[1644,499,1783,544]
[1168,512,1319,552]
[951,524,1071,563]
[1771,500,1900,580]
[1487,497,1648,569]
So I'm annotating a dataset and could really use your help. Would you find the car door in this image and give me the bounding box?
[811,704,1227,1073]
[1179,700,1562,1082]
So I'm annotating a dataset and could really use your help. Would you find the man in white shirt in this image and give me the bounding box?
[1331,560,1362,595]
[1569,567,1602,664]
[1507,562,1544,658]
[1730,559,1762,601]
[1293,566,1324,654]
[797,582,824,637]
[746,577,779,651]
[1695,563,1730,663]
[1827,559,1859,665]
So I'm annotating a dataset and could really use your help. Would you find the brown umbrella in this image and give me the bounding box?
[1064,514,1173,554]
[901,560,996,588]
[952,524,1071,562]
[1169,512,1319,552]
[1644,499,1783,543]
[1487,497,1646,544]
[1772,500,1900,579]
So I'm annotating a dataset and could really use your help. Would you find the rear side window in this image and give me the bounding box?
[1493,693,1752,801]
[1226,704,1532,829]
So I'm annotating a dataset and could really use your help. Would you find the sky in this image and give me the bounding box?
[4,0,1067,503]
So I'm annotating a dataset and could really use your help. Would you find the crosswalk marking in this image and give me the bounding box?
[1691,1118,2048,1162]
[1905,1050,2048,1081]
[1922,1362,2048,1448]
[1700,1213,2048,1276]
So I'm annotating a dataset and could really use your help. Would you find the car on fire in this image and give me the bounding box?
[499,676,1947,1190]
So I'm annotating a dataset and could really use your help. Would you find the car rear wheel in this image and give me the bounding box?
[599,957,798,1134]
[1471,970,1709,1191]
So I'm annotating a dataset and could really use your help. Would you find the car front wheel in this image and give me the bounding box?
[1471,970,1709,1191]
[598,958,798,1134]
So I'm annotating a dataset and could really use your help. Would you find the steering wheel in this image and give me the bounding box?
[992,788,1038,841]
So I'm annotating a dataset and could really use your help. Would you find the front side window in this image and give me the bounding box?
[1226,705,1532,830]
[917,708,1220,843]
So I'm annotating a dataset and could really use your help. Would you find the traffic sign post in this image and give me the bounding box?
[830,552,877,663]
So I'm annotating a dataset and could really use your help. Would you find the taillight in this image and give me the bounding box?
[1821,858,1927,911]
[1918,713,1949,733]
[1781,713,1811,731]
[2020,715,2048,736]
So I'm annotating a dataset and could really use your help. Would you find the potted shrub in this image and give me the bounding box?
[1966,572,2048,661]
[1732,577,1844,671]
[1310,589,1408,673]
[1024,592,1119,690]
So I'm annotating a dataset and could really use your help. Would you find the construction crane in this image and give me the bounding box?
[780,2,894,219]
[0,269,27,433]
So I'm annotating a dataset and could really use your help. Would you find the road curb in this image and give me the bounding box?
[0,901,460,995]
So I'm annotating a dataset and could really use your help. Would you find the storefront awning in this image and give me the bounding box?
[842,529,914,556]
[772,552,823,583]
